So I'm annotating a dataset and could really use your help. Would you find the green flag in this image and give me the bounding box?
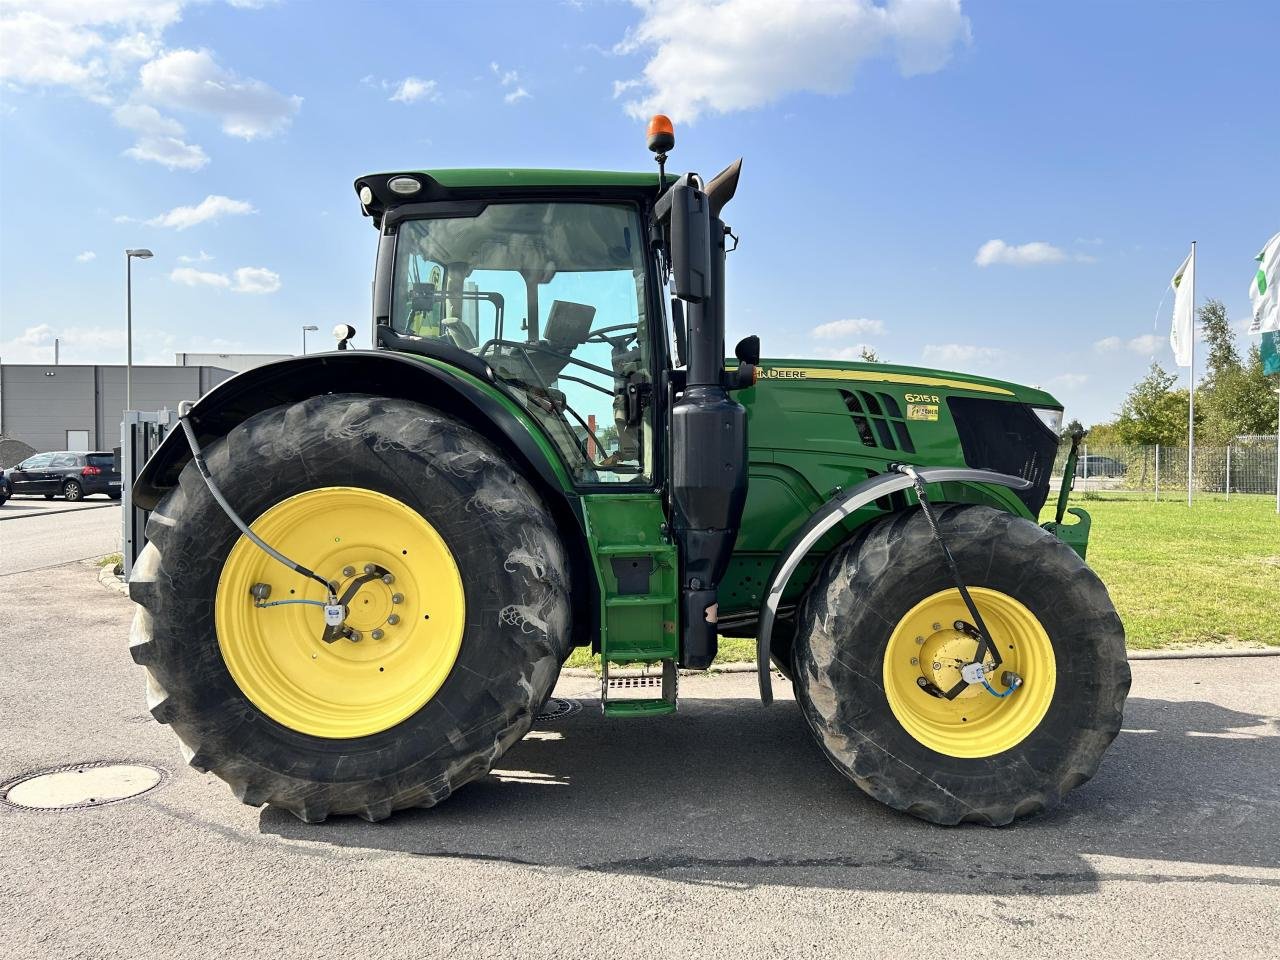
[1262,330,1280,377]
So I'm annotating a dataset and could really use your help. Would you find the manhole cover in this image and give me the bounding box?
[0,762,165,811]
[536,697,581,723]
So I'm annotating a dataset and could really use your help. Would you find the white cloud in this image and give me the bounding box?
[146,195,255,229]
[614,0,970,122]
[0,321,128,363]
[811,317,884,339]
[170,267,230,288]
[813,344,880,361]
[177,250,213,263]
[0,3,184,96]
[125,135,209,170]
[388,76,440,104]
[231,266,280,294]
[491,61,530,103]
[139,48,301,139]
[1127,334,1164,355]
[1094,336,1122,353]
[169,265,280,294]
[75,251,96,262]
[113,102,209,169]
[974,239,1067,267]
[922,343,1005,369]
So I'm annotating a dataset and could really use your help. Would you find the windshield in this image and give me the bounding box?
[391,202,654,484]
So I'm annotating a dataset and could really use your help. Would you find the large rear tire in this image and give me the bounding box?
[793,505,1128,826]
[129,393,572,822]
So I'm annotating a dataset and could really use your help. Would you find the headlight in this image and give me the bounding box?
[1031,407,1064,434]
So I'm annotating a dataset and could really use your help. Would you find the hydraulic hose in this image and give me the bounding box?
[177,403,336,602]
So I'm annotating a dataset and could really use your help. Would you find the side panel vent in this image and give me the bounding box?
[838,390,916,454]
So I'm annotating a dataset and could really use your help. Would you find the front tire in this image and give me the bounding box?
[129,393,572,822]
[793,505,1128,826]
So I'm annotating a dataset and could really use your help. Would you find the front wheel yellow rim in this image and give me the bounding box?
[882,588,1056,758]
[214,487,466,740]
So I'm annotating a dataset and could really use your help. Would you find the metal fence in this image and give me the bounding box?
[1051,437,1280,500]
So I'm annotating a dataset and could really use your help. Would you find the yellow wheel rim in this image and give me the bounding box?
[882,588,1056,758]
[214,487,465,739]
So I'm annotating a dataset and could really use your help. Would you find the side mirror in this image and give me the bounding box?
[661,181,710,303]
[734,335,760,366]
[726,335,760,391]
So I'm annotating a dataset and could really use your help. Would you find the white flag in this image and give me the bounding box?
[1247,231,1280,334]
[1169,246,1195,367]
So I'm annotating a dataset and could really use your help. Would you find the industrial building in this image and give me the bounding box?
[0,354,287,456]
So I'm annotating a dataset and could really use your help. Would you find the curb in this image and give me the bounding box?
[0,502,119,522]
[97,563,129,597]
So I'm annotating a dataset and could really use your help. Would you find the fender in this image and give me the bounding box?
[134,349,571,508]
[755,466,1034,704]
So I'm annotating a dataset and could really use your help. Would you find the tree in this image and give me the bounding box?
[1113,362,1192,445]
[859,346,882,363]
[1060,418,1086,440]
[1199,299,1239,391]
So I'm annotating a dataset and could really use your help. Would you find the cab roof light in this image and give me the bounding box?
[387,176,422,196]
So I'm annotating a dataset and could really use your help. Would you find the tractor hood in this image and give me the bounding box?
[748,358,1061,410]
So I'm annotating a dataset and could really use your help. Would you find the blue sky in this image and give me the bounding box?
[1,0,1276,426]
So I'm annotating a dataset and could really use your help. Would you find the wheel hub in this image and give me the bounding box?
[214,487,466,739]
[883,587,1057,758]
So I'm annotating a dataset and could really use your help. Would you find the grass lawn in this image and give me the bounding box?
[565,494,1278,670]
[1059,493,1279,649]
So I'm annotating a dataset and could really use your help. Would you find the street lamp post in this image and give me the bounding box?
[301,324,319,355]
[125,249,154,409]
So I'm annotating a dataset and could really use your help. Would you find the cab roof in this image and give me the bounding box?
[354,168,671,227]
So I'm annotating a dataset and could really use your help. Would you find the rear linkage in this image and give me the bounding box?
[893,464,1023,701]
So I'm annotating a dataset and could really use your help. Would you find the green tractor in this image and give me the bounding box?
[128,117,1128,826]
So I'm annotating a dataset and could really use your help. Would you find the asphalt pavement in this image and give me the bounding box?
[0,497,121,574]
[1,562,1277,960]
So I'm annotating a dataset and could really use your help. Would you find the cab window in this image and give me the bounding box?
[391,202,653,484]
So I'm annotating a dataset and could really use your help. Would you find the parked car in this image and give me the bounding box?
[1078,454,1128,478]
[0,470,11,505]
[5,451,122,501]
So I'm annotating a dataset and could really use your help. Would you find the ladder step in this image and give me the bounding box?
[604,595,671,607]
[603,699,677,718]
[596,545,675,556]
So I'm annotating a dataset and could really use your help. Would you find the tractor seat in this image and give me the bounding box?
[527,300,595,383]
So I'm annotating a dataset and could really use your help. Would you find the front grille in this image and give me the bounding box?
[839,389,916,453]
[946,397,1058,515]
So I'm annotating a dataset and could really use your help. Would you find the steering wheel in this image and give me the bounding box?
[584,323,639,349]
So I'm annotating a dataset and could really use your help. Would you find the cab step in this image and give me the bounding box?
[601,659,677,717]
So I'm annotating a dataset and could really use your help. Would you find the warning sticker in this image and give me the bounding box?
[907,403,939,422]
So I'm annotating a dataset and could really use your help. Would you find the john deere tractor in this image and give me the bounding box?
[128,117,1128,826]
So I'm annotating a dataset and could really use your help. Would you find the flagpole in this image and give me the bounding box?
[1187,240,1195,507]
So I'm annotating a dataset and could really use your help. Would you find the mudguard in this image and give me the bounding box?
[133,349,572,509]
[755,466,1034,704]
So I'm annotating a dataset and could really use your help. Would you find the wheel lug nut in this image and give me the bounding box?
[391,593,403,604]
[932,661,941,670]
[915,636,925,645]
[342,566,355,578]
[382,573,395,585]
[386,614,400,625]
[371,628,384,640]
[364,563,377,575]
[348,631,363,643]
[932,622,941,631]
[910,657,918,665]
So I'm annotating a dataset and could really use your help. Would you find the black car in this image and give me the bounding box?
[6,451,122,501]
[0,470,11,505]
[1078,454,1128,478]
